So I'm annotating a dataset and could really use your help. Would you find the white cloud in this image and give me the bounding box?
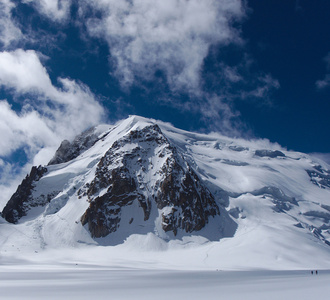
[0,101,53,156]
[0,49,105,138]
[0,49,55,94]
[0,1,67,51]
[78,0,281,135]
[0,159,32,210]
[0,49,105,160]
[0,49,105,206]
[0,0,23,48]
[22,0,72,21]
[8,0,278,137]
[84,0,245,92]
[316,52,330,90]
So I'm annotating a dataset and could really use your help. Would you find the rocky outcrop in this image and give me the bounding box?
[155,153,219,235]
[81,125,219,238]
[2,166,48,223]
[249,186,298,212]
[48,127,101,165]
[255,150,285,158]
[307,165,330,189]
[81,166,147,238]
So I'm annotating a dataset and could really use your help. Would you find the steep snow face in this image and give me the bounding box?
[1,115,330,261]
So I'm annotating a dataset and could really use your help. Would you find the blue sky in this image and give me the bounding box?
[0,0,329,202]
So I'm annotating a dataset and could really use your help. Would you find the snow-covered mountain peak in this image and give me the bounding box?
[1,116,330,269]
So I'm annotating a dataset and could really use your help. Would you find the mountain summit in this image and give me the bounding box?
[1,116,330,256]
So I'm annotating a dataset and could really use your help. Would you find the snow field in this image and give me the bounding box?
[0,264,329,300]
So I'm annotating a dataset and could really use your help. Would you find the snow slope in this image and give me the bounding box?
[1,115,330,272]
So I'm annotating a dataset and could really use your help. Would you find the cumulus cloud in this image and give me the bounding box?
[0,0,23,48]
[0,49,105,160]
[22,0,72,21]
[0,49,105,205]
[0,50,55,94]
[316,53,330,90]
[83,0,245,92]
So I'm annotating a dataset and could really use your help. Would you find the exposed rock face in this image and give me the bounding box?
[2,166,48,223]
[155,154,218,235]
[229,145,248,152]
[249,186,298,212]
[48,127,101,165]
[81,125,219,238]
[1,128,103,223]
[307,165,330,189]
[255,150,285,158]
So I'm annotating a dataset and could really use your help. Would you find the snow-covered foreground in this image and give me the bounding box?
[1,262,329,300]
[1,238,330,300]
